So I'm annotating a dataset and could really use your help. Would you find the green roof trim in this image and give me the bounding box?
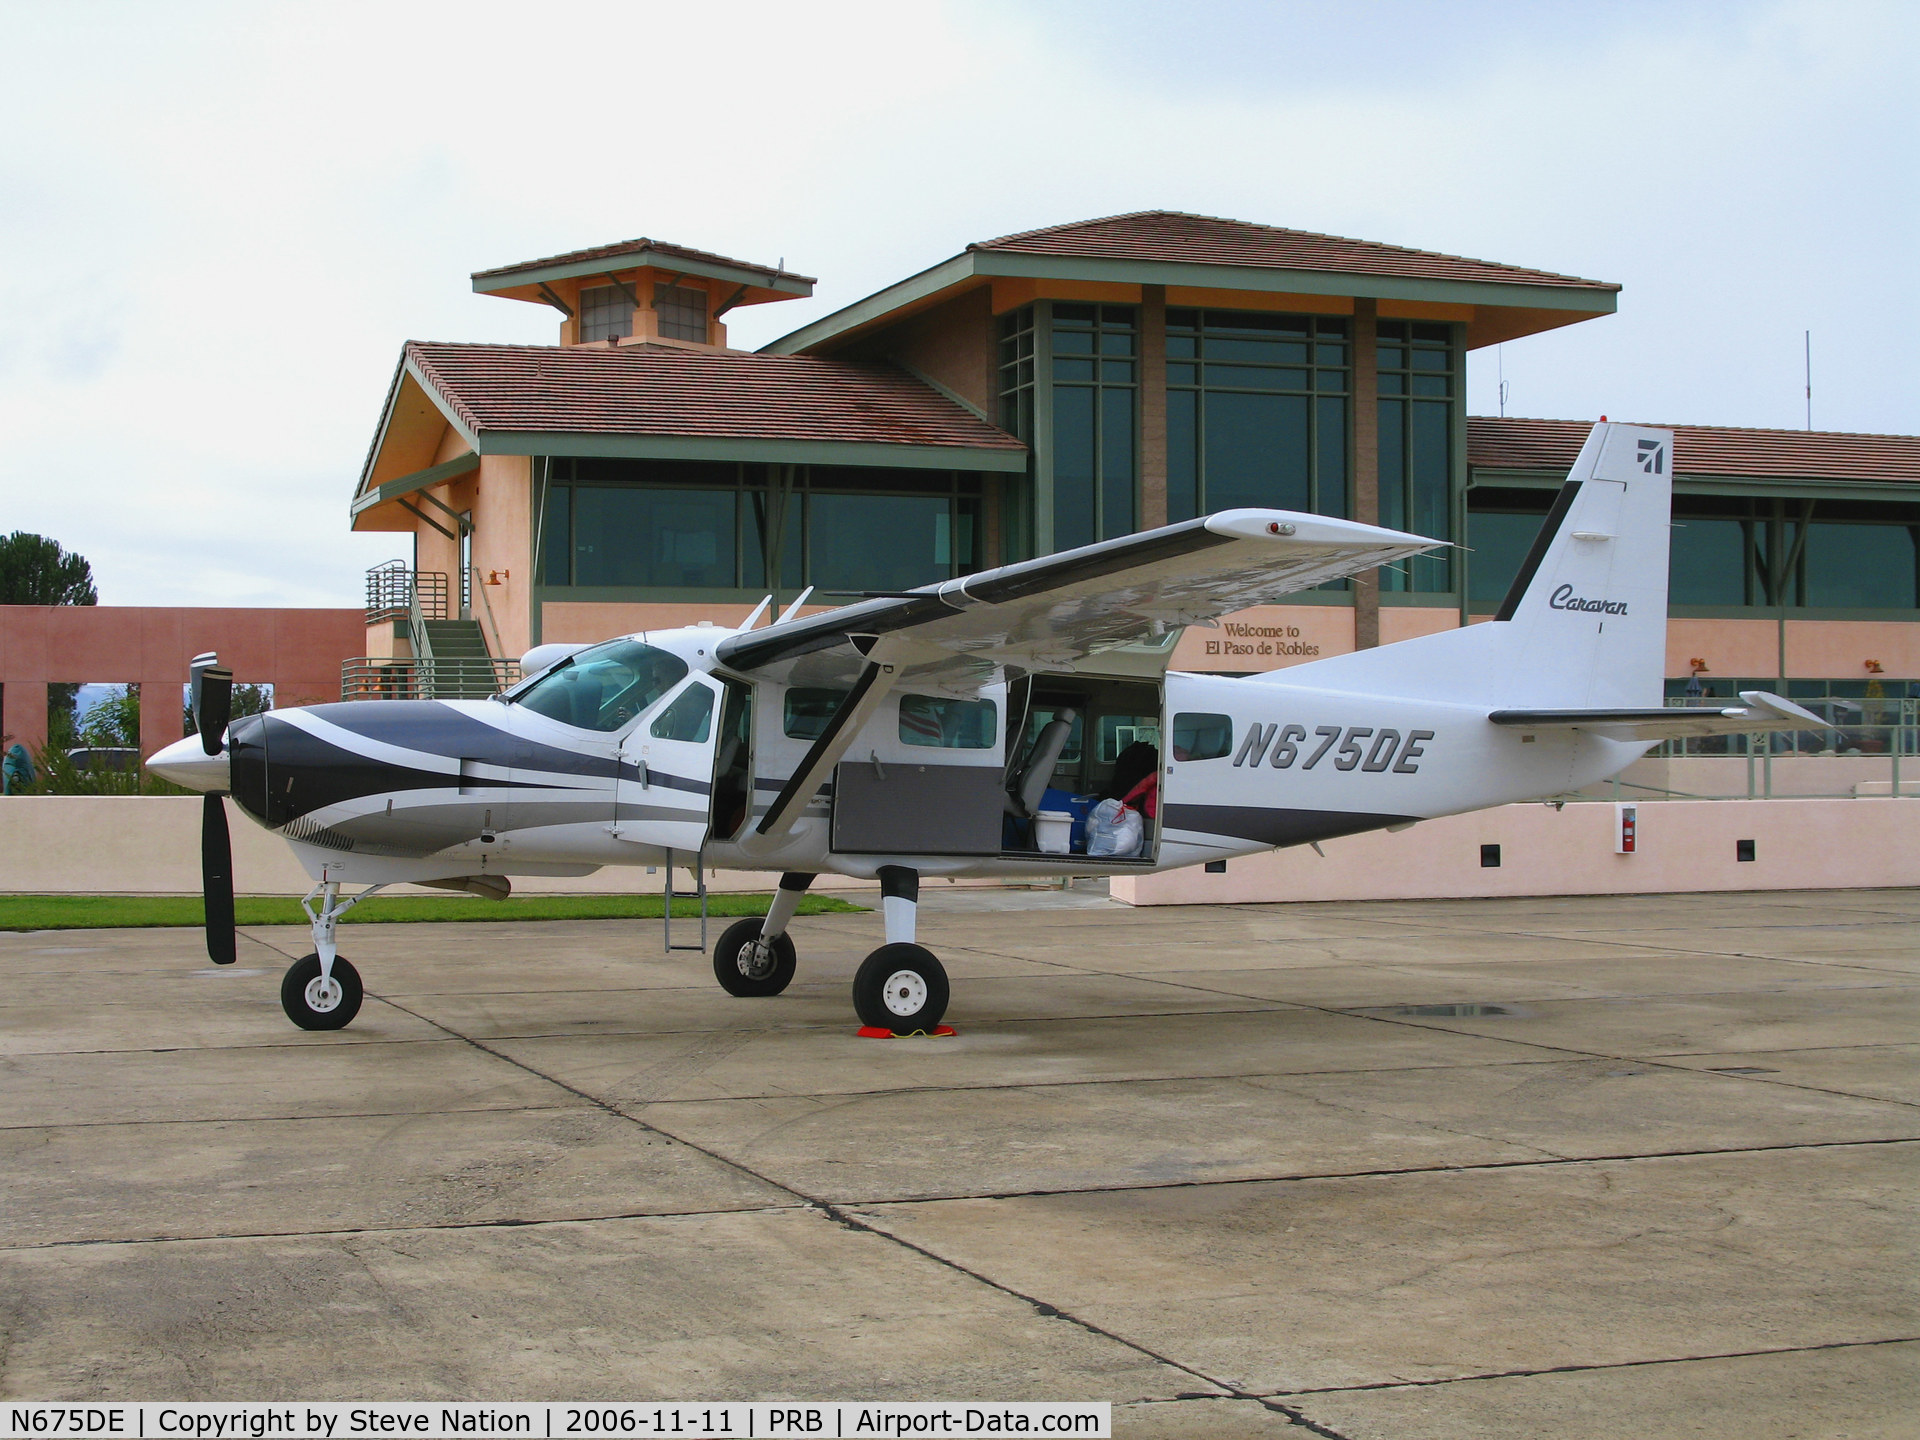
[761,250,1616,356]
[472,430,1027,472]
[474,248,813,299]
[352,450,480,515]
[1471,465,1919,504]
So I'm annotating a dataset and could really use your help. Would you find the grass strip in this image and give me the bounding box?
[0,892,866,932]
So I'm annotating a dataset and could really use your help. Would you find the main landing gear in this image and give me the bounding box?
[851,867,948,1034]
[710,866,951,1034]
[281,881,385,1030]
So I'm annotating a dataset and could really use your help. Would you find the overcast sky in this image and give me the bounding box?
[2,0,1913,609]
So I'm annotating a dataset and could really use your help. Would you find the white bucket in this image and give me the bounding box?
[1033,810,1074,855]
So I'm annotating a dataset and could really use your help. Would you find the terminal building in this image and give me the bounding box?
[349,211,1920,721]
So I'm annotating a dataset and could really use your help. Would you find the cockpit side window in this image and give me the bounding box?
[512,640,689,732]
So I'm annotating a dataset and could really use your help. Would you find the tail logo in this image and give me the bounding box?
[1550,583,1628,615]
[1637,439,1665,474]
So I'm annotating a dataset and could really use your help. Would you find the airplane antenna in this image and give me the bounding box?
[740,595,773,631]
[776,586,815,624]
[1804,330,1812,431]
[1497,345,1508,418]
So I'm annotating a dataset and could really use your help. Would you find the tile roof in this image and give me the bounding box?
[473,237,815,286]
[403,342,1024,453]
[971,211,1619,293]
[1469,416,1920,483]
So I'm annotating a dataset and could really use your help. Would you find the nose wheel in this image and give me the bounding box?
[713,917,797,996]
[281,953,363,1030]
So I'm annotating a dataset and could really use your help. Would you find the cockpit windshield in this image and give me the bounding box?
[511,640,689,732]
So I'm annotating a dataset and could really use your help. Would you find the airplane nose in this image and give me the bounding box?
[147,734,230,792]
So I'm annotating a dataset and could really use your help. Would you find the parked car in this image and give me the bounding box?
[66,746,140,772]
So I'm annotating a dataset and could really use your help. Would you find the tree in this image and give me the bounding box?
[77,686,140,747]
[0,532,98,605]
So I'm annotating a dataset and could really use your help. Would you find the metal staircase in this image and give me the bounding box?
[343,563,520,701]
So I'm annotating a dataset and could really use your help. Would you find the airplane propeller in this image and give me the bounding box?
[189,652,236,966]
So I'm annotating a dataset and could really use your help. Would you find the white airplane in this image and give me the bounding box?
[151,423,1818,1035]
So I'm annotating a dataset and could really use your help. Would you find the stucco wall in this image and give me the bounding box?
[1112,797,1920,905]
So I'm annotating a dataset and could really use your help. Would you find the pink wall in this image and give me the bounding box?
[1114,797,1920,906]
[0,606,364,759]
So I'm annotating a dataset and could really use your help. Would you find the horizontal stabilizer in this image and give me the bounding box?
[1488,690,1825,741]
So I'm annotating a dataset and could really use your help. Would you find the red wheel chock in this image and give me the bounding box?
[857,1024,958,1039]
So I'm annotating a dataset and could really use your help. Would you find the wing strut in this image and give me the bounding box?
[740,636,909,852]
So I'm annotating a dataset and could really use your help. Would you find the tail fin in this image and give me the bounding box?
[1260,422,1673,709]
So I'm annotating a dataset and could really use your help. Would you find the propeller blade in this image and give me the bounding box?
[202,792,236,965]
[190,652,233,757]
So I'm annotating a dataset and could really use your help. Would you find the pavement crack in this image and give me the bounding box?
[1258,1334,1920,1398]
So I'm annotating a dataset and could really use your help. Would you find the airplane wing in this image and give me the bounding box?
[716,509,1440,690]
[1488,691,1825,741]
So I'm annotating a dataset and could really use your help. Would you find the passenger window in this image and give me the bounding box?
[1097,715,1162,762]
[784,687,850,740]
[1172,712,1232,761]
[900,694,997,749]
[513,640,688,733]
[650,682,715,743]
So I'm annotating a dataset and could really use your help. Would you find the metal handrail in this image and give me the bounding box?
[341,657,521,702]
[364,563,449,626]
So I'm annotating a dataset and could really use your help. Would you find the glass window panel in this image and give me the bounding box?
[1053,357,1096,381]
[1378,373,1406,395]
[899,694,997,749]
[578,284,634,342]
[1411,348,1451,371]
[1315,344,1346,365]
[1098,331,1135,355]
[1100,305,1136,327]
[1052,385,1097,551]
[1205,337,1308,364]
[1468,511,1548,606]
[1206,363,1306,389]
[1411,374,1451,397]
[1409,401,1453,590]
[540,484,571,585]
[809,493,955,591]
[1412,322,1451,342]
[513,640,688,733]
[1315,318,1349,337]
[655,283,708,342]
[1101,359,1135,382]
[573,487,735,588]
[742,485,803,590]
[1315,369,1346,391]
[1171,712,1232,761]
[1203,391,1310,512]
[1378,401,1407,534]
[650,681,715,742]
[1097,715,1162,762]
[1378,346,1407,369]
[1166,309,1200,330]
[1167,363,1197,385]
[1166,335,1197,358]
[1211,312,1307,336]
[1053,302,1096,323]
[1668,517,1750,606]
[1052,330,1095,354]
[1101,387,1135,540]
[1376,320,1408,341]
[784,687,850,740]
[1804,523,1919,608]
[1315,396,1347,517]
[1167,389,1198,524]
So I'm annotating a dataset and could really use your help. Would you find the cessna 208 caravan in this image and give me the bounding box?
[151,423,1817,1035]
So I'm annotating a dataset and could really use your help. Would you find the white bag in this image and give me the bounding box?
[1086,798,1144,858]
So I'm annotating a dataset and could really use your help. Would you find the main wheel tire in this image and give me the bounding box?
[713,917,797,997]
[852,943,949,1033]
[281,953,363,1030]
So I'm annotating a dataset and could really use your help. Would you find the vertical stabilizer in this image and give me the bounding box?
[1254,422,1674,709]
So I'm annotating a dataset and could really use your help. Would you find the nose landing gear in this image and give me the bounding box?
[279,880,384,1030]
[713,872,811,997]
